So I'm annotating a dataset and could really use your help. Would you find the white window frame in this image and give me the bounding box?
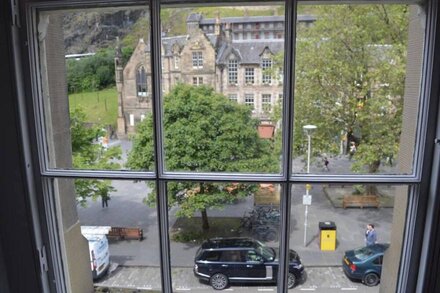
[228,93,238,102]
[261,58,272,84]
[192,51,203,68]
[192,76,203,86]
[244,93,254,109]
[23,1,440,293]
[245,67,254,84]
[262,94,272,112]
[228,59,238,84]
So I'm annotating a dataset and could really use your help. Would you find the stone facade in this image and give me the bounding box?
[116,14,315,137]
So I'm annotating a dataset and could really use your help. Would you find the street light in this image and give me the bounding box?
[303,124,317,247]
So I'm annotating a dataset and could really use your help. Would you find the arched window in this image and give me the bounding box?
[136,66,147,97]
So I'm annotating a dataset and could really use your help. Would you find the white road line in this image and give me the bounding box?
[257,289,274,292]
[341,288,358,291]
[175,288,191,291]
[300,289,316,291]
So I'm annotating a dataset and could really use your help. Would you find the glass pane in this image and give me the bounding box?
[37,7,153,171]
[293,4,423,175]
[159,4,285,174]
[168,181,286,291]
[54,179,161,291]
[290,183,408,291]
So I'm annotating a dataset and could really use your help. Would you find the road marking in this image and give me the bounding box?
[257,289,274,292]
[300,289,316,291]
[175,288,191,291]
[341,288,358,291]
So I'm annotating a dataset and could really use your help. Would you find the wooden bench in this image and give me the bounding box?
[108,227,144,241]
[343,195,380,209]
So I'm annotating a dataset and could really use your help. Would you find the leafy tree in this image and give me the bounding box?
[268,5,407,194]
[70,109,122,206]
[127,84,277,229]
[67,48,116,93]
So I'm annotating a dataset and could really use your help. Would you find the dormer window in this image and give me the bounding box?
[136,66,147,97]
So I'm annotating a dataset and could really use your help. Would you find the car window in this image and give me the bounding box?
[354,247,374,260]
[246,250,263,262]
[373,255,383,265]
[220,250,243,262]
[203,251,221,261]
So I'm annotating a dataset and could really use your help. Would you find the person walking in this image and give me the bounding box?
[324,157,330,171]
[365,224,377,246]
[102,195,110,208]
[349,142,357,160]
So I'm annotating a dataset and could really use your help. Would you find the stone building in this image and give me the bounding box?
[115,13,315,137]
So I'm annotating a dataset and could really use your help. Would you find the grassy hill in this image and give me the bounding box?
[69,88,118,126]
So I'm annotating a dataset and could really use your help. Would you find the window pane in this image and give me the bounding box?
[290,183,408,291]
[293,4,423,175]
[54,179,161,291]
[169,181,284,291]
[37,7,154,171]
[160,4,285,173]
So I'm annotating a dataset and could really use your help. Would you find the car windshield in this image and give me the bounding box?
[255,240,275,261]
[354,247,375,260]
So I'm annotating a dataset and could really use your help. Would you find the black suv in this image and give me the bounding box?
[193,237,304,290]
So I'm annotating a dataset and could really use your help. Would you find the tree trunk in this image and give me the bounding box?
[365,160,381,195]
[365,185,379,195]
[201,208,209,230]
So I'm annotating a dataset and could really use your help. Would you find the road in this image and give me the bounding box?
[95,265,378,292]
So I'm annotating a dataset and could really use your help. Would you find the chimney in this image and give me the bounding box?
[215,12,221,35]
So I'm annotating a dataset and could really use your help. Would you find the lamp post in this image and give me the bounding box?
[303,124,317,247]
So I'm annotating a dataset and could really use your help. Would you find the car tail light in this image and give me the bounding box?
[91,250,97,270]
[350,263,357,272]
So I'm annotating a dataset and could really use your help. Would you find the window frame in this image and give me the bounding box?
[192,51,203,68]
[244,67,255,84]
[23,1,440,293]
[228,59,238,84]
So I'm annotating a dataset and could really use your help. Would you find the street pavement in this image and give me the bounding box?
[79,139,395,292]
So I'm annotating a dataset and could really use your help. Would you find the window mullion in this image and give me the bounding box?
[150,1,172,292]
[150,0,165,178]
[278,1,297,292]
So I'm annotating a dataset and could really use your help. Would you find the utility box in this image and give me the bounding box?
[319,221,337,251]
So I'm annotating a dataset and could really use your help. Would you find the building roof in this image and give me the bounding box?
[217,40,284,64]
[200,14,316,25]
[258,124,275,139]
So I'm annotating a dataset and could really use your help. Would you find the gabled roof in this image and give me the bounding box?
[218,40,284,65]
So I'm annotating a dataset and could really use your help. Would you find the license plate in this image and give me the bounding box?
[344,257,349,265]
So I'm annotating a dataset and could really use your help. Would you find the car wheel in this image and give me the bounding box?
[363,273,380,286]
[210,273,229,290]
[288,272,297,289]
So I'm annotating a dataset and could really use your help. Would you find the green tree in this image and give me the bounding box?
[293,5,407,180]
[127,84,277,229]
[70,109,122,206]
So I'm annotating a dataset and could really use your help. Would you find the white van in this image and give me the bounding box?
[81,226,111,279]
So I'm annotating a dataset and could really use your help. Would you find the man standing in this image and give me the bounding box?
[102,195,110,208]
[365,224,377,246]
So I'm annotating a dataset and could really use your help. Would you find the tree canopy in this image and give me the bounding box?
[127,84,277,229]
[291,4,408,174]
[70,109,121,206]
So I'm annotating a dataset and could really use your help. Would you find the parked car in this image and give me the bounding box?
[81,226,111,279]
[342,243,390,286]
[193,237,304,290]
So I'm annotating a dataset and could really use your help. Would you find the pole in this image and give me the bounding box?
[304,134,311,247]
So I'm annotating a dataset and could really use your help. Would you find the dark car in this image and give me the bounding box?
[193,237,304,290]
[342,243,390,286]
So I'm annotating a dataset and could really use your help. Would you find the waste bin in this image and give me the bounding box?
[319,221,336,251]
